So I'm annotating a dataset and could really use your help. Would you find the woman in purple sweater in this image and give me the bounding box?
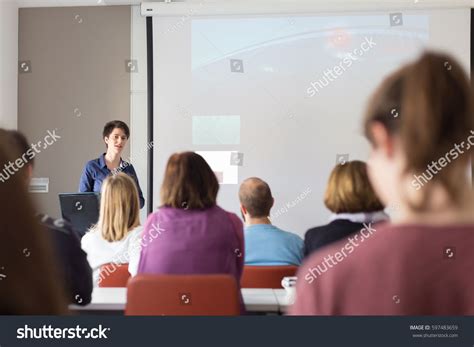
[137,152,244,299]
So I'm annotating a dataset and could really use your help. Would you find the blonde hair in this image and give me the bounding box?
[97,173,140,242]
[324,161,384,213]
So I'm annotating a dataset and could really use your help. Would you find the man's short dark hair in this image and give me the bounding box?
[102,120,130,139]
[239,177,273,218]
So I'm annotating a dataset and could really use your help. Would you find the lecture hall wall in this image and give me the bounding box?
[0,1,18,130]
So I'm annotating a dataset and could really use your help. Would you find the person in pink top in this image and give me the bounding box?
[137,152,245,308]
[290,51,474,315]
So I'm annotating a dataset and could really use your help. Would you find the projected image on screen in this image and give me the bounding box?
[193,115,240,145]
[196,151,239,185]
[153,9,469,235]
[191,14,429,128]
[188,13,430,222]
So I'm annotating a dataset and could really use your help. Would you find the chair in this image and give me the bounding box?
[125,274,240,316]
[98,263,131,287]
[241,265,298,288]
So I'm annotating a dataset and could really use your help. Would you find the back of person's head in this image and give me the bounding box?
[239,177,274,218]
[324,160,384,214]
[0,133,67,314]
[364,51,473,211]
[0,129,33,183]
[98,172,140,242]
[160,152,219,209]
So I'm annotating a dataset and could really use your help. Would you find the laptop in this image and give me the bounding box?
[59,192,100,237]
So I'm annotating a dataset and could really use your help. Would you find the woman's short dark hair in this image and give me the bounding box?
[160,152,219,209]
[102,120,130,139]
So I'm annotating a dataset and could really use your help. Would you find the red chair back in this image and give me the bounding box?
[125,274,240,316]
[241,265,298,288]
[98,263,131,287]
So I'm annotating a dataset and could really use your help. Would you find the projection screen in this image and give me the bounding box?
[150,8,470,237]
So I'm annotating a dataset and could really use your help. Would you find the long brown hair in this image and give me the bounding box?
[364,51,473,210]
[0,134,67,314]
[97,173,140,242]
[160,152,219,209]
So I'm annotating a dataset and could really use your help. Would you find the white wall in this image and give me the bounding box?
[0,1,18,129]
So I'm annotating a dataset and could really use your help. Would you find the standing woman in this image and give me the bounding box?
[79,120,145,208]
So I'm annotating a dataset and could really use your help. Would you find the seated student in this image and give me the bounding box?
[239,177,303,266]
[303,160,387,257]
[0,133,67,314]
[1,129,92,306]
[137,152,244,300]
[290,52,474,315]
[81,172,142,286]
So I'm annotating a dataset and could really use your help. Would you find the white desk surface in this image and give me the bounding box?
[70,287,283,313]
[242,288,279,312]
[273,289,294,313]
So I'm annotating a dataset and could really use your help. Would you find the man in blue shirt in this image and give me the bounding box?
[239,177,303,266]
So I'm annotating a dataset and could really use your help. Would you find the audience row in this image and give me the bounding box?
[0,51,473,315]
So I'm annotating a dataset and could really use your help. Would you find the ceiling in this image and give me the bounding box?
[2,0,473,8]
